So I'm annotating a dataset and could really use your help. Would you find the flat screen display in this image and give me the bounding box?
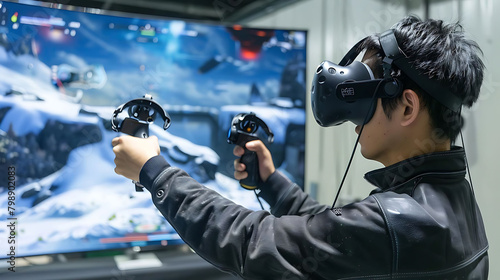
[0,0,307,257]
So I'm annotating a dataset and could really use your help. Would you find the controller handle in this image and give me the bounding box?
[227,112,273,190]
[112,95,170,191]
[134,125,149,138]
[237,134,260,190]
[117,118,150,191]
[120,118,150,138]
[240,151,259,190]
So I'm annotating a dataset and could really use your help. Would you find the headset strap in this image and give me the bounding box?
[379,30,462,112]
[339,37,367,66]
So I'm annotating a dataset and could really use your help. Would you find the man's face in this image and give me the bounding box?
[355,99,403,166]
[356,50,403,166]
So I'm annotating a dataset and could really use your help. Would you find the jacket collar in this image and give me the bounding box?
[364,146,467,190]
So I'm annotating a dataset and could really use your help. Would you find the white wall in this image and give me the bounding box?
[248,0,499,277]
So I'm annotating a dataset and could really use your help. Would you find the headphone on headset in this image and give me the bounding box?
[311,29,462,127]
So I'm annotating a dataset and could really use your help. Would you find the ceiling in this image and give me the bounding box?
[35,0,303,23]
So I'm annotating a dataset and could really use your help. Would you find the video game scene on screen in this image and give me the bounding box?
[0,1,307,257]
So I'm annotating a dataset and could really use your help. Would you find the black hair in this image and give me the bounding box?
[360,15,485,142]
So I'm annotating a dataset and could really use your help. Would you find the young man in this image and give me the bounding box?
[113,16,488,279]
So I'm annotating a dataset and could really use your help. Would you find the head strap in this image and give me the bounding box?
[379,29,462,112]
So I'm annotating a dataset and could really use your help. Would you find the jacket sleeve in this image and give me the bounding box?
[139,156,392,280]
[258,171,329,217]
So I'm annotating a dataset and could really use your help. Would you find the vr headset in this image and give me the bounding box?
[311,29,463,127]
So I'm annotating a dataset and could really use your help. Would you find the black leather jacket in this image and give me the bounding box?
[139,147,488,279]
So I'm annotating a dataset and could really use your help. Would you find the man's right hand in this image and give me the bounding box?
[112,135,160,182]
[233,140,275,183]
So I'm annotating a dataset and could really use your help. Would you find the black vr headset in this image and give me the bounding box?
[311,29,463,127]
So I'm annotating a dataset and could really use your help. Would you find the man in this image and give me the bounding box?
[113,16,488,279]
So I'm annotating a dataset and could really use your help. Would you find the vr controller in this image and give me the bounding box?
[111,94,171,138]
[111,94,171,191]
[227,112,274,190]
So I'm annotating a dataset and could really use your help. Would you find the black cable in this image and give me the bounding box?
[456,106,474,195]
[459,129,475,195]
[331,80,385,209]
[254,189,265,210]
[331,125,364,209]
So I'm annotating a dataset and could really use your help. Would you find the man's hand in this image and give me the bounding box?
[112,135,160,182]
[233,140,275,183]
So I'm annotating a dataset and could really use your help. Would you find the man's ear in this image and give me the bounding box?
[400,89,421,127]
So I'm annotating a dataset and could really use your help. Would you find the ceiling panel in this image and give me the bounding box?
[35,0,303,23]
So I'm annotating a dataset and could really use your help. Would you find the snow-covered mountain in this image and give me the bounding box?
[0,51,264,257]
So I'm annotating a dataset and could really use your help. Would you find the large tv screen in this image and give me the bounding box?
[0,0,307,257]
